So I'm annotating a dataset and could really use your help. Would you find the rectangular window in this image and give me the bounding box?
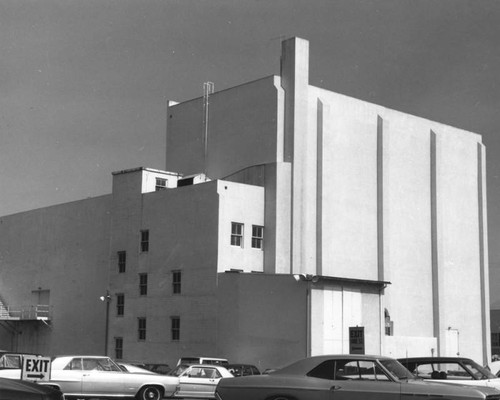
[118,251,126,273]
[115,337,123,360]
[493,333,500,347]
[172,270,181,294]
[139,273,148,296]
[230,222,243,247]
[138,318,146,341]
[116,294,124,316]
[155,178,167,191]
[251,225,264,249]
[141,230,149,252]
[171,317,180,341]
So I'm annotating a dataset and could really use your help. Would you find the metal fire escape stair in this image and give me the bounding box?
[0,296,51,322]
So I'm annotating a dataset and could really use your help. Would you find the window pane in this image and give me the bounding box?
[139,274,148,296]
[138,318,146,341]
[230,222,243,247]
[118,251,126,273]
[116,294,124,316]
[115,337,123,360]
[141,230,149,252]
[155,178,167,191]
[171,317,180,341]
[173,270,181,294]
[251,225,264,249]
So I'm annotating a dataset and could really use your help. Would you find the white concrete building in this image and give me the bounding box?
[0,37,490,369]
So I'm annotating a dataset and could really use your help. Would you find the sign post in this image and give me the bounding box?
[21,356,51,382]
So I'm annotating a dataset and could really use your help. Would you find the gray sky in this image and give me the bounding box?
[2,0,500,298]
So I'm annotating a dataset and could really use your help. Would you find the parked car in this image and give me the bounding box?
[215,354,500,400]
[491,360,500,376]
[168,363,191,377]
[226,364,260,377]
[0,352,45,379]
[398,356,500,390]
[0,376,65,400]
[177,356,229,367]
[173,364,233,399]
[118,362,156,374]
[40,355,178,400]
[144,363,171,375]
[262,368,278,375]
[0,351,41,370]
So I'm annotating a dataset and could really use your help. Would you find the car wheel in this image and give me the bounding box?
[136,385,163,400]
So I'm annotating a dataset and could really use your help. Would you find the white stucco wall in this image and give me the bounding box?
[436,131,484,360]
[307,85,487,359]
[312,89,379,281]
[217,180,265,273]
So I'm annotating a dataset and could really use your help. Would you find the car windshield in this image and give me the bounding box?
[380,359,415,380]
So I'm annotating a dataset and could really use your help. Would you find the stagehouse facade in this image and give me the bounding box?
[0,37,490,370]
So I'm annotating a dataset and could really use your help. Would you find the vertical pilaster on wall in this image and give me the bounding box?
[478,142,490,364]
[316,100,327,276]
[430,130,441,355]
[377,116,384,282]
[280,37,311,274]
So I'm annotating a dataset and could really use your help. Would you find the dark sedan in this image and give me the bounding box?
[215,354,500,400]
[0,377,65,400]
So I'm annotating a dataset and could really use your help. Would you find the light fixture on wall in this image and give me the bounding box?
[293,274,320,283]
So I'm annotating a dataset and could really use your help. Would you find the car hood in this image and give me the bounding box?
[403,378,500,398]
[0,377,57,394]
[426,377,500,390]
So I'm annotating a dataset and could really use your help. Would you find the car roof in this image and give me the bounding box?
[54,355,110,358]
[274,354,395,375]
[398,357,474,362]
[226,363,258,366]
[180,356,228,360]
[184,364,226,369]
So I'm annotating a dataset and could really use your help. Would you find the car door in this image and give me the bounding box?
[80,357,126,396]
[49,357,84,395]
[177,366,220,397]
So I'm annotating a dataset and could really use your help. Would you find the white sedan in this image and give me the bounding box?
[41,356,178,400]
[173,364,233,399]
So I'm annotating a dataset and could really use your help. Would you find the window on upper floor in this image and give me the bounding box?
[118,251,126,273]
[172,270,181,294]
[116,294,124,316]
[171,316,180,341]
[141,230,149,252]
[230,222,243,247]
[251,225,264,250]
[139,273,148,296]
[492,332,500,348]
[138,318,146,341]
[155,177,167,191]
[115,337,123,360]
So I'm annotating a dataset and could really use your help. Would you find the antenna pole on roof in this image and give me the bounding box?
[203,82,214,175]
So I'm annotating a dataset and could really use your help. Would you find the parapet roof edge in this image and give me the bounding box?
[112,167,180,176]
[167,75,278,106]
